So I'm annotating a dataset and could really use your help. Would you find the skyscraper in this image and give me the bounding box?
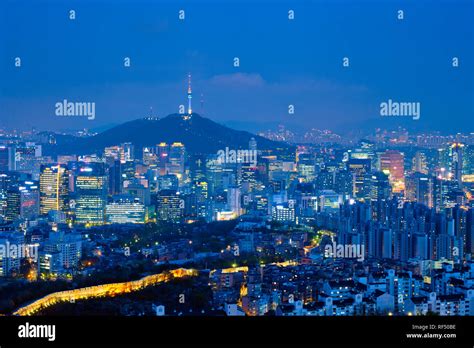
[0,172,21,219]
[121,142,134,162]
[106,158,122,195]
[157,190,183,222]
[450,142,464,187]
[5,180,39,221]
[39,164,69,215]
[227,186,241,216]
[19,181,40,220]
[74,163,108,225]
[369,171,391,202]
[297,154,316,182]
[379,150,405,193]
[0,146,14,172]
[346,158,371,198]
[405,173,433,208]
[412,151,428,174]
[167,142,186,182]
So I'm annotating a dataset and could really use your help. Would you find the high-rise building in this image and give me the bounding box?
[19,183,40,220]
[14,142,42,173]
[433,177,460,211]
[352,140,376,167]
[463,145,474,175]
[206,154,225,195]
[189,155,206,181]
[412,151,428,174]
[271,202,295,223]
[315,170,334,191]
[154,142,186,182]
[5,180,39,221]
[466,209,474,255]
[106,195,145,224]
[227,186,241,216]
[118,161,137,193]
[39,164,69,215]
[334,170,353,197]
[123,181,150,206]
[369,171,391,202]
[156,142,169,175]
[450,142,464,187]
[379,150,405,193]
[142,147,157,165]
[157,190,183,222]
[189,180,209,220]
[5,188,20,221]
[74,163,108,225]
[158,174,179,191]
[106,158,122,195]
[104,145,123,162]
[250,193,269,215]
[297,154,316,182]
[121,142,134,162]
[167,142,186,181]
[347,158,371,198]
[405,173,433,208]
[0,146,14,172]
[39,231,82,275]
[437,147,450,174]
[240,164,258,192]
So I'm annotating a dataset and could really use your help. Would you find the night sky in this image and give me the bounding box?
[1,0,473,133]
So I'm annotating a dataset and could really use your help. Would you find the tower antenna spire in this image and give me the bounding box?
[187,73,192,115]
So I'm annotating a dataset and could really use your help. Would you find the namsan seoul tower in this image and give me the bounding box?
[187,73,192,116]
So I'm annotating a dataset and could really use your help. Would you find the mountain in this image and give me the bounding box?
[47,113,292,156]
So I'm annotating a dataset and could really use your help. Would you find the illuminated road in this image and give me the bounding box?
[13,268,198,316]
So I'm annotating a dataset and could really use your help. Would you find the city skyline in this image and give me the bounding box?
[1,109,474,317]
[3,4,474,346]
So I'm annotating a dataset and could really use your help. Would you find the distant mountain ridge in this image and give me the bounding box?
[47,113,291,156]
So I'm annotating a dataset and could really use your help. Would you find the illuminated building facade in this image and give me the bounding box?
[39,164,70,215]
[74,163,108,225]
[5,180,40,221]
[157,190,183,222]
[379,150,405,193]
[106,195,145,224]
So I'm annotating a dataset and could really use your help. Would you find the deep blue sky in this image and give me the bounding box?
[1,0,473,133]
